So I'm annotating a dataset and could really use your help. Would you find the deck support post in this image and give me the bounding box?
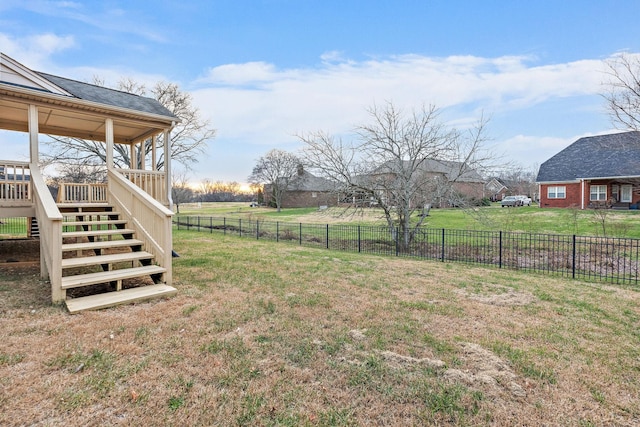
[164,127,173,210]
[28,104,39,164]
[106,118,114,170]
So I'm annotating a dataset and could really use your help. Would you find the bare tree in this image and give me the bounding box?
[299,102,490,252]
[199,179,244,202]
[171,169,194,214]
[43,80,216,171]
[248,149,301,212]
[603,53,640,131]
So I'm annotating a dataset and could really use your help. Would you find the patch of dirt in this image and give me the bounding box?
[0,238,40,263]
[376,349,446,370]
[458,286,536,306]
[443,342,527,398]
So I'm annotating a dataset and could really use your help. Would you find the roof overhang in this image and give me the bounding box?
[537,175,640,185]
[580,175,640,181]
[0,82,176,144]
[535,180,580,185]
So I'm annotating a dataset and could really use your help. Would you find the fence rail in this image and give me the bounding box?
[174,215,640,286]
[0,217,28,238]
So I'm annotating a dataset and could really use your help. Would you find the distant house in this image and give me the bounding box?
[536,131,640,209]
[485,177,508,201]
[485,177,537,202]
[364,158,485,208]
[264,165,339,208]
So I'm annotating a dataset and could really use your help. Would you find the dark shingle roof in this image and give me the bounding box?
[373,158,484,183]
[536,131,640,183]
[288,170,336,192]
[36,72,176,119]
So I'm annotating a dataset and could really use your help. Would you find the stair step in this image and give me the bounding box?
[63,219,127,227]
[57,202,110,209]
[62,228,135,238]
[65,284,177,314]
[61,265,166,289]
[62,212,121,219]
[62,251,154,269]
[62,239,144,252]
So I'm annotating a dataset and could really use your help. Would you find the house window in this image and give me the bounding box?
[621,185,633,203]
[311,192,317,198]
[547,186,566,199]
[590,185,607,201]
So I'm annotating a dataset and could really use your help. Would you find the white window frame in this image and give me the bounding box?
[547,186,566,199]
[590,185,607,202]
[621,184,633,203]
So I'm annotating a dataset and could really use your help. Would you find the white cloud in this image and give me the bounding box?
[187,52,629,181]
[0,32,75,69]
[192,53,611,143]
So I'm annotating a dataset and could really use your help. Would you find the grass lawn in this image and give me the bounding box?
[177,202,640,238]
[1,231,639,425]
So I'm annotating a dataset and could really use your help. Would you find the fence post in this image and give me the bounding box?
[441,228,445,262]
[299,223,302,245]
[276,222,279,242]
[210,217,213,234]
[223,217,226,235]
[499,231,503,268]
[197,216,201,232]
[326,224,329,249]
[239,218,242,238]
[396,226,399,257]
[256,220,259,240]
[358,225,361,253]
[572,234,576,279]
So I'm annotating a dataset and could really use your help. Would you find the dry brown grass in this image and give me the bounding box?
[1,232,639,426]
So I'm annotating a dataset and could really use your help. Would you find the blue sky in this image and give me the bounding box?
[2,0,640,184]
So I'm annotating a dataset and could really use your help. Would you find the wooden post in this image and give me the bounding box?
[106,118,114,170]
[28,105,39,164]
[151,135,157,171]
[140,140,146,170]
[164,127,173,209]
[129,142,136,169]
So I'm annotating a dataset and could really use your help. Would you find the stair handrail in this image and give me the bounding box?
[30,164,64,302]
[107,169,173,285]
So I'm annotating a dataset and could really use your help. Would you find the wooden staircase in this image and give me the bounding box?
[59,203,177,313]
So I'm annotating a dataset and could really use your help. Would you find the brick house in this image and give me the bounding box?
[485,177,508,201]
[536,131,640,209]
[264,166,339,208]
[364,158,485,208]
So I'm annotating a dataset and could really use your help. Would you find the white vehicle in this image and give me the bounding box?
[514,195,532,206]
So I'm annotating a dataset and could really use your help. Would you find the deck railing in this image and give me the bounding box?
[116,168,167,206]
[0,161,31,204]
[108,169,173,285]
[30,164,63,302]
[57,182,108,203]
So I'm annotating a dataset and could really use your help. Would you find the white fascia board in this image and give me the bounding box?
[535,180,580,185]
[580,175,640,180]
[1,53,73,96]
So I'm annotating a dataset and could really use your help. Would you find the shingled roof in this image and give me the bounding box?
[372,158,484,183]
[37,72,176,119]
[287,170,336,192]
[536,131,640,183]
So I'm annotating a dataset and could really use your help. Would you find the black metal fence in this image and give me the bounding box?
[0,217,28,238]
[176,215,640,285]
